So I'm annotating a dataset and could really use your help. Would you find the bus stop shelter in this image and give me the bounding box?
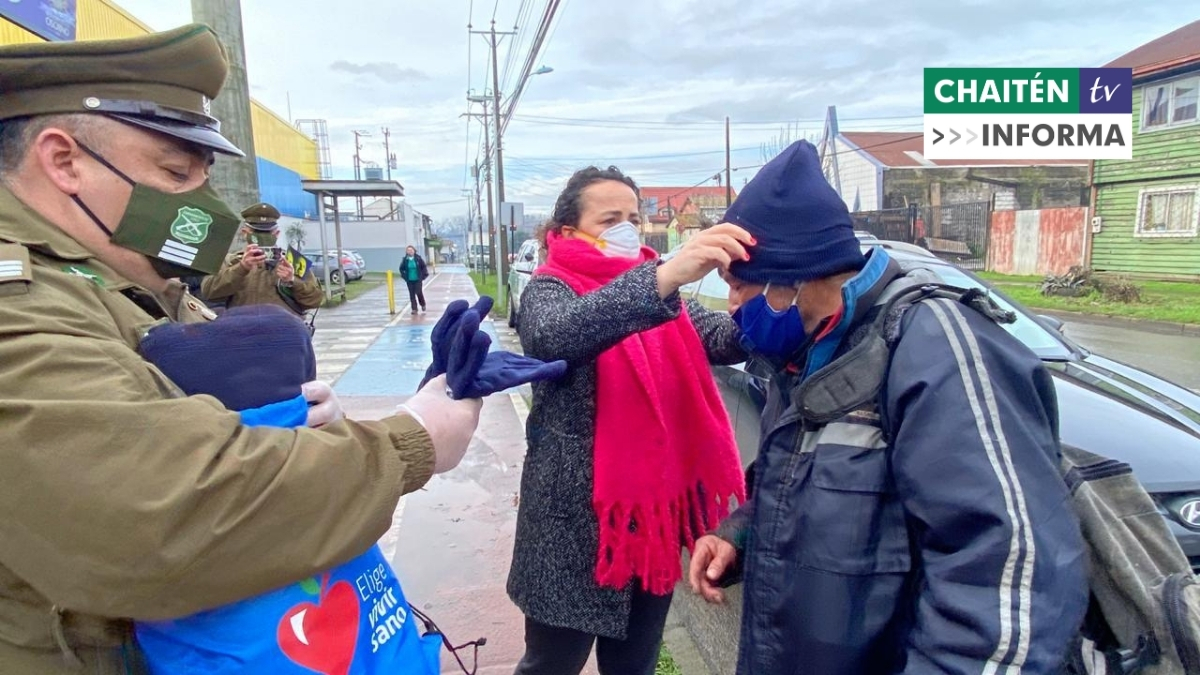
[301,179,405,300]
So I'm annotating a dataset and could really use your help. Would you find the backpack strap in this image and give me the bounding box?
[796,278,1015,428]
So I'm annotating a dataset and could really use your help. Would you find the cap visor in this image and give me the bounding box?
[111,114,245,157]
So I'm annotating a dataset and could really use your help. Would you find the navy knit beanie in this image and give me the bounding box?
[139,305,317,412]
[725,140,865,285]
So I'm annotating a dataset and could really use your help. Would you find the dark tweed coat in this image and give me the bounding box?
[507,261,745,639]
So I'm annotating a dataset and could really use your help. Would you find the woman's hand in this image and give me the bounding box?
[657,223,754,298]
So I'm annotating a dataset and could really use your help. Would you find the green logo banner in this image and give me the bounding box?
[925,68,1080,114]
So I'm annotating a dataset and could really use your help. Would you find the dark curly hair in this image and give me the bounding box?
[537,165,639,247]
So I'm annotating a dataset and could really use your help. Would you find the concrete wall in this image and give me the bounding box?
[192,0,260,212]
[988,207,1088,276]
[290,217,423,272]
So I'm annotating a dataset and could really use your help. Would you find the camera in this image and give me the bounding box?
[262,246,283,270]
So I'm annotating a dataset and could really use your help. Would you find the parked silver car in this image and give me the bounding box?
[507,238,542,328]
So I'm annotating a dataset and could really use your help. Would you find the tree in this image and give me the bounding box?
[284,222,307,250]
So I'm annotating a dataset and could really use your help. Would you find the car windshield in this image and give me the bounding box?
[921,262,1073,360]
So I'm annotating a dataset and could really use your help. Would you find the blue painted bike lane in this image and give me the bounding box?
[333,321,503,397]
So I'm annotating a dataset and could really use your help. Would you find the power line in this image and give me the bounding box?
[508,144,762,164]
[730,132,926,174]
[491,0,501,22]
[500,0,562,135]
[500,0,534,94]
[510,113,923,129]
[538,0,570,64]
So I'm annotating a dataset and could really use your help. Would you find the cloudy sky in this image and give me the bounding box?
[117,0,1196,221]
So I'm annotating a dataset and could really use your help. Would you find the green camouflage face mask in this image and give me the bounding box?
[247,231,278,247]
[71,142,241,277]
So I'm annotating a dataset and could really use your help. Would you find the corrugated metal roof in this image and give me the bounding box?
[839,132,1086,168]
[1104,20,1200,77]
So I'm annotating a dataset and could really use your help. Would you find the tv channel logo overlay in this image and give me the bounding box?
[923,68,1133,160]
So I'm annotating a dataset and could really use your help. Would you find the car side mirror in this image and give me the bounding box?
[1038,314,1066,333]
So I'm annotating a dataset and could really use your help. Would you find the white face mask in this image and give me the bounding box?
[596,221,642,259]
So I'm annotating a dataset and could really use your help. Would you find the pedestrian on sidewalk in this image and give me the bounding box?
[399,245,428,314]
[508,166,752,675]
[687,141,1086,674]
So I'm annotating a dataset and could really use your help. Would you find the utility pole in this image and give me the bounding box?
[352,129,370,219]
[382,127,395,216]
[463,97,496,282]
[726,116,733,208]
[489,21,510,285]
[471,22,517,291]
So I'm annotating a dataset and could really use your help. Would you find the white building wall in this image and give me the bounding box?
[275,212,422,272]
[832,137,882,212]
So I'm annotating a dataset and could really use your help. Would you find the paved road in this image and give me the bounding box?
[1057,318,1200,391]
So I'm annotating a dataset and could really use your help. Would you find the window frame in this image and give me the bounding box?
[1141,73,1200,132]
[1134,185,1200,239]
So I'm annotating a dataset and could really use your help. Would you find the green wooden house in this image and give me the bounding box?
[1091,20,1200,280]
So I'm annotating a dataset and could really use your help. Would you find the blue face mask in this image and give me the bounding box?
[732,284,806,357]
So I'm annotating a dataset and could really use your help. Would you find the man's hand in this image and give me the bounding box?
[657,223,754,298]
[240,244,266,271]
[688,534,739,604]
[302,381,344,428]
[398,374,483,474]
[275,256,296,283]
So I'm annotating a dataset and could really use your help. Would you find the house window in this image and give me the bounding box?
[1135,186,1199,238]
[1142,75,1200,131]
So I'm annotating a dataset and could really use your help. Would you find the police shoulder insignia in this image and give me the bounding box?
[0,244,33,296]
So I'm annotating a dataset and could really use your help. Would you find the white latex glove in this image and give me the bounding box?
[397,374,483,474]
[302,380,344,428]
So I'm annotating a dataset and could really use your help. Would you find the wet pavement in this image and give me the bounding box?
[1055,316,1200,391]
[312,266,594,674]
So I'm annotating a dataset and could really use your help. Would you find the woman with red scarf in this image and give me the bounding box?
[508,166,753,674]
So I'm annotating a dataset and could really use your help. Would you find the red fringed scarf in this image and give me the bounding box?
[537,232,746,595]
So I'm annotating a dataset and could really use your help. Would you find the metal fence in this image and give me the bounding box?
[851,202,992,270]
[644,232,670,254]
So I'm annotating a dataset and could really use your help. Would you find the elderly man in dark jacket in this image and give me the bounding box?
[688,141,1089,674]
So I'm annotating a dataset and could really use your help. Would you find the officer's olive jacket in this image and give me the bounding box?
[0,186,432,674]
[201,252,323,313]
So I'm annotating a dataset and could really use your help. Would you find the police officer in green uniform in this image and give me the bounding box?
[0,24,481,674]
[201,202,324,314]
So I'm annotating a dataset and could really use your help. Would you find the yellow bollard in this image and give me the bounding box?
[386,270,396,315]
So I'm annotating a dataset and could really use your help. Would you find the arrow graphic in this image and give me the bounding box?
[932,129,944,145]
[949,129,962,145]
[966,129,979,144]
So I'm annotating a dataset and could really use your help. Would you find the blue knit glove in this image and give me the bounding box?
[465,351,568,399]
[421,296,494,389]
[442,308,568,399]
[445,309,492,399]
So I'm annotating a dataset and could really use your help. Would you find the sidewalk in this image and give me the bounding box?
[312,266,594,674]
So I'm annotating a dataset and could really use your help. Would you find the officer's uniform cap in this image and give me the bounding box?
[0,24,244,157]
[242,203,281,231]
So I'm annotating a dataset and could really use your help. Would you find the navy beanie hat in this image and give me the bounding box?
[139,305,317,412]
[725,140,865,285]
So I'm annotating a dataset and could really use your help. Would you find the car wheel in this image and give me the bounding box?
[330,270,342,286]
[507,292,518,329]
